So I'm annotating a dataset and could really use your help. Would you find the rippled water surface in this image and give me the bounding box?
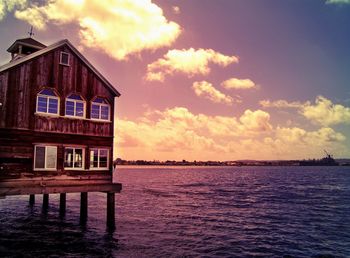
[1,166,350,257]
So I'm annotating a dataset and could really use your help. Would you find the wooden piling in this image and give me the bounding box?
[29,194,35,206]
[106,192,115,230]
[59,193,66,217]
[80,192,88,224]
[43,194,49,209]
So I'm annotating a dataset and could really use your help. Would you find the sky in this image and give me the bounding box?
[1,0,350,161]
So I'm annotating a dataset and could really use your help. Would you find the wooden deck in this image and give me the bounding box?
[0,174,122,230]
[0,175,121,197]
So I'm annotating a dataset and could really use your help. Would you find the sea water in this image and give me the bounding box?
[0,166,349,257]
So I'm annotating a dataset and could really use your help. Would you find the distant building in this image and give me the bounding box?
[0,37,120,178]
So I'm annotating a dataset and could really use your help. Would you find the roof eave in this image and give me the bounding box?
[7,43,44,53]
[6,39,46,52]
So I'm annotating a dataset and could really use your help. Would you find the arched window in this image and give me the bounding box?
[36,88,59,115]
[65,94,85,118]
[91,97,110,121]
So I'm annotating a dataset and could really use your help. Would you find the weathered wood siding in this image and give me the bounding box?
[0,128,114,178]
[34,116,112,136]
[0,44,118,178]
[0,45,115,134]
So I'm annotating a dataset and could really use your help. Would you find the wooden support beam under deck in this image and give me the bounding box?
[29,194,35,206]
[106,192,115,230]
[43,194,49,209]
[59,193,66,217]
[80,192,88,225]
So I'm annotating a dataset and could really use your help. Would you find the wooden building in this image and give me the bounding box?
[0,37,122,228]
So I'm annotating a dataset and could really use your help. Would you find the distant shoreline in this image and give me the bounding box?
[114,159,350,167]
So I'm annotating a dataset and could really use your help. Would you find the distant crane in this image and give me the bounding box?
[324,149,333,159]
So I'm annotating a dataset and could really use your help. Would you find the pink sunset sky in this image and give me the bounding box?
[1,0,350,161]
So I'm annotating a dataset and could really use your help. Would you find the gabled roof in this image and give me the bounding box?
[7,37,47,53]
[0,39,120,97]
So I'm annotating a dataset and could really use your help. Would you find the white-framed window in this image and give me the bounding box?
[65,94,85,118]
[90,148,109,169]
[34,145,57,170]
[91,97,110,121]
[64,147,84,169]
[36,88,59,115]
[60,51,70,66]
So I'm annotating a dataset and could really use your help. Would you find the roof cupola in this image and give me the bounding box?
[7,37,46,61]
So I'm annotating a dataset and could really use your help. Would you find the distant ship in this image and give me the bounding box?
[299,150,339,166]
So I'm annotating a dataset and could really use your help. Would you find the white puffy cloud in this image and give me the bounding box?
[115,106,348,160]
[272,126,346,158]
[239,109,273,132]
[145,48,238,82]
[301,96,350,126]
[326,0,350,4]
[116,107,227,160]
[192,81,233,105]
[221,78,257,90]
[262,127,347,159]
[0,2,5,19]
[0,0,26,20]
[117,107,273,148]
[260,96,350,126]
[12,0,181,60]
[259,99,307,109]
[275,126,345,144]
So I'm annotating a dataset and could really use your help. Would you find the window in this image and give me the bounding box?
[36,88,59,115]
[64,147,84,169]
[65,94,85,118]
[34,145,57,170]
[91,97,110,121]
[90,149,109,169]
[60,51,70,66]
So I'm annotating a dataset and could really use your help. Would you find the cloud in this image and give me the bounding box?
[145,48,238,82]
[221,78,257,90]
[172,6,180,14]
[116,107,227,160]
[260,96,350,126]
[275,126,345,143]
[301,96,350,126]
[115,107,272,159]
[115,106,348,160]
[12,0,181,60]
[192,81,234,105]
[326,0,350,4]
[239,109,273,132]
[259,99,307,109]
[267,126,347,159]
[0,0,26,20]
[0,2,5,19]
[118,107,273,149]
